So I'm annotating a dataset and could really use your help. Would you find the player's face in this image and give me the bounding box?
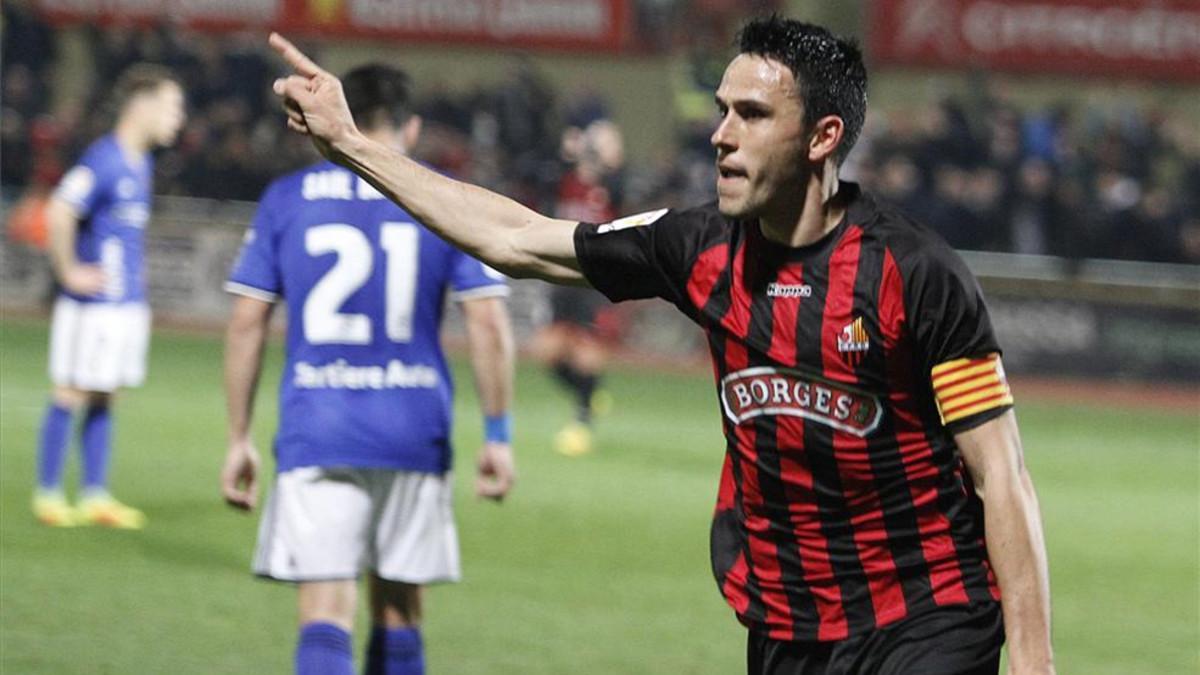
[144,82,186,148]
[711,55,809,220]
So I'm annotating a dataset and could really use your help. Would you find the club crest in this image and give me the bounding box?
[837,317,870,366]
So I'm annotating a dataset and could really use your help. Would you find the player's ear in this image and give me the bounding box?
[402,115,422,150]
[807,115,844,164]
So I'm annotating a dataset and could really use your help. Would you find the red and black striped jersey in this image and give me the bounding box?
[574,183,1013,642]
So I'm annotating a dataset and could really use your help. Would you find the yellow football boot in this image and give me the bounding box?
[76,495,146,530]
[32,493,78,528]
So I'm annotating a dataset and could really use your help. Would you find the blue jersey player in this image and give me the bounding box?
[34,64,185,529]
[221,64,516,675]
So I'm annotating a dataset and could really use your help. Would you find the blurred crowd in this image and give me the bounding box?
[849,88,1200,264]
[4,7,1198,264]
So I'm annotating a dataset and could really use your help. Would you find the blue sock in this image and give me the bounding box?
[296,622,353,675]
[80,405,112,492]
[36,403,73,491]
[365,626,423,675]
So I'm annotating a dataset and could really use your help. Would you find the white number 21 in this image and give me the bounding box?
[303,222,418,345]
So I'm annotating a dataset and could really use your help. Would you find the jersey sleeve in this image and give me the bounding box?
[225,185,283,302]
[52,153,108,217]
[904,244,1013,433]
[573,207,704,306]
[448,250,509,302]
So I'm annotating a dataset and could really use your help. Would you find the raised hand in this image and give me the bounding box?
[268,33,361,161]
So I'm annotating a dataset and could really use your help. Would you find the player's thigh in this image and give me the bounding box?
[115,303,150,387]
[371,471,460,585]
[868,603,1003,675]
[253,467,375,581]
[48,296,80,385]
[50,300,127,392]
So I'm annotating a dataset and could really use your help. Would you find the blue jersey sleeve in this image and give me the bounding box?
[226,185,283,301]
[448,249,508,301]
[52,148,110,217]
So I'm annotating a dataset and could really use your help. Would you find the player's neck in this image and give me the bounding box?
[113,120,151,160]
[361,127,407,155]
[759,167,845,248]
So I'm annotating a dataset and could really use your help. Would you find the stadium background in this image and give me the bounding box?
[1,0,1197,672]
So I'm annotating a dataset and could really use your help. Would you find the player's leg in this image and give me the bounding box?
[369,470,461,675]
[364,578,423,675]
[74,303,150,528]
[79,390,115,495]
[296,580,358,675]
[35,297,89,526]
[566,330,609,424]
[33,384,87,526]
[75,389,146,529]
[553,327,610,457]
[254,467,374,675]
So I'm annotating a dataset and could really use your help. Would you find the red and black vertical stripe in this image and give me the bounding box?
[791,235,877,639]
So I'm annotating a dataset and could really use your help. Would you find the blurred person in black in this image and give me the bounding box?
[271,14,1055,673]
[535,117,626,456]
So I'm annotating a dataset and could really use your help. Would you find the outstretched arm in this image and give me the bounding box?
[268,33,583,284]
[221,295,274,511]
[461,296,516,501]
[957,410,1055,675]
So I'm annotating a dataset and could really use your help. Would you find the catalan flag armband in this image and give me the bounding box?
[930,353,1014,426]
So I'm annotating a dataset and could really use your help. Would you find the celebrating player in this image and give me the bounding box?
[34,63,185,529]
[269,16,1054,675]
[221,63,516,675]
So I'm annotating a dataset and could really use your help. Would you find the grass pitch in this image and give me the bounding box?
[1,317,1197,674]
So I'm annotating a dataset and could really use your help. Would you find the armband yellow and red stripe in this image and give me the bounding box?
[930,353,1014,426]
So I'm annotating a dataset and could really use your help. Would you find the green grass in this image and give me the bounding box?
[1,317,1197,674]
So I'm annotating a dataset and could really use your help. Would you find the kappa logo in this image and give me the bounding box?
[720,367,882,437]
[767,282,812,298]
[837,317,870,366]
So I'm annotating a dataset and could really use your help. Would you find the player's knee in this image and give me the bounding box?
[52,386,90,411]
[370,578,422,628]
[86,391,114,409]
[297,580,357,630]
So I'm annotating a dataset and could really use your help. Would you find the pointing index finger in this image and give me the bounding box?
[269,32,324,78]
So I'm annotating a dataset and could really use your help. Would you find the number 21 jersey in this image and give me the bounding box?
[227,161,508,474]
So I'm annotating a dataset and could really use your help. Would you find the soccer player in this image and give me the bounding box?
[221,63,516,675]
[33,63,185,529]
[270,16,1054,675]
[536,120,625,456]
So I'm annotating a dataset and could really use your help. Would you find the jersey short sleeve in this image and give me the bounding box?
[448,250,509,302]
[903,243,1013,432]
[225,185,283,302]
[574,206,711,307]
[53,158,105,216]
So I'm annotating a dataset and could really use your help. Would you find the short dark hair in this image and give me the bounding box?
[112,63,179,111]
[342,63,413,132]
[737,15,868,164]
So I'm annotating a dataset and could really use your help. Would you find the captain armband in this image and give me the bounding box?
[930,353,1014,426]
